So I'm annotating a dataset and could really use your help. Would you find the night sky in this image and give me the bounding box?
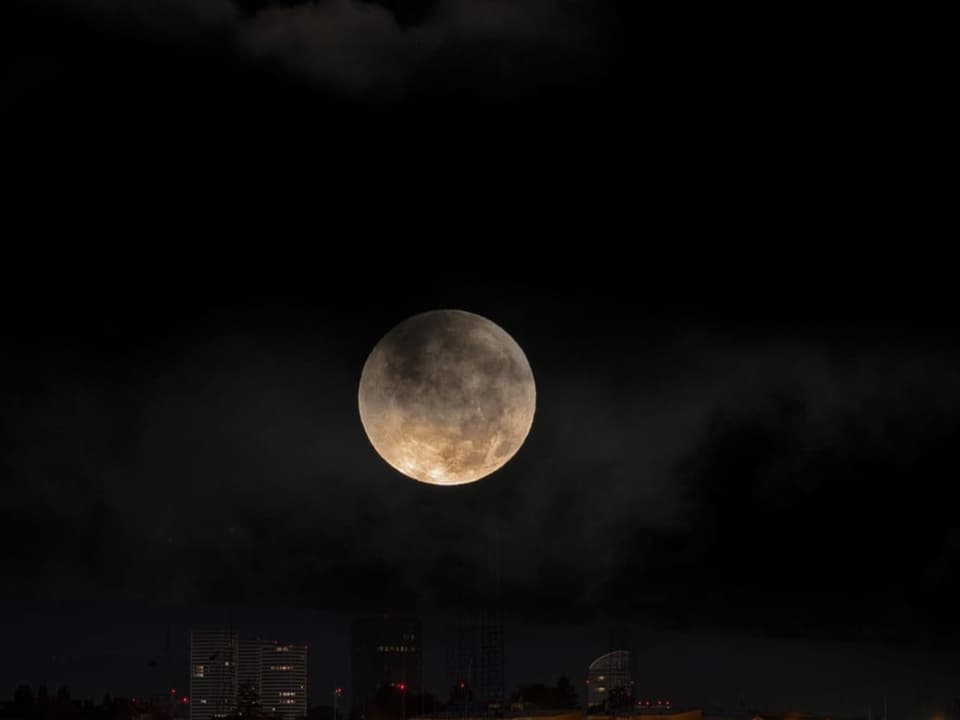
[4,0,960,716]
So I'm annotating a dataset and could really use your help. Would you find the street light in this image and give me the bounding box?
[398,683,407,720]
[333,687,343,720]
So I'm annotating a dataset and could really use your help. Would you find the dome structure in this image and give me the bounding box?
[586,650,633,709]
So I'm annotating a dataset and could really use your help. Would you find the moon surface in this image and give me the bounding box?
[358,309,536,486]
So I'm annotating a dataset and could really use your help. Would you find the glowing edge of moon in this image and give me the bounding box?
[358,309,536,487]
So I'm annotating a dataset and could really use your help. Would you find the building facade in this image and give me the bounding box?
[259,640,308,720]
[190,630,239,720]
[190,631,307,720]
[586,650,633,710]
[351,614,422,715]
[239,639,263,699]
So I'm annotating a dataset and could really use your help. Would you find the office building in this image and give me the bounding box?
[190,631,307,720]
[190,630,239,720]
[259,640,308,720]
[239,639,263,698]
[351,614,422,714]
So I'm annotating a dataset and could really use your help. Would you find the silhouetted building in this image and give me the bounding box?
[351,614,422,715]
[586,651,632,710]
[190,630,239,720]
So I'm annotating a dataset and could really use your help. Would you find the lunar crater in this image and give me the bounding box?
[358,309,536,486]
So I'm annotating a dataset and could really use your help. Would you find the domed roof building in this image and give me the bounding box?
[586,650,633,710]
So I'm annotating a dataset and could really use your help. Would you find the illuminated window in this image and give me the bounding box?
[194,665,206,678]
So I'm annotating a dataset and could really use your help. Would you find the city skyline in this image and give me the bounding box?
[2,603,956,718]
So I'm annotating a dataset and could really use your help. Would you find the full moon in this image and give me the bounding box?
[358,309,536,486]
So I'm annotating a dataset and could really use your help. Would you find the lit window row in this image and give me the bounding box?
[279,692,296,698]
[269,665,294,671]
[377,645,416,653]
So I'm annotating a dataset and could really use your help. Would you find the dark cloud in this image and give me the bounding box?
[29,0,596,93]
[601,343,960,643]
[246,0,597,93]
[4,293,960,650]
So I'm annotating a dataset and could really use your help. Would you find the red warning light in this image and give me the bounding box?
[182,698,190,705]
[398,683,407,693]
[171,689,177,695]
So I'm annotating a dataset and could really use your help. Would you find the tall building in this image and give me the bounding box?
[190,632,306,720]
[190,630,239,720]
[259,640,308,720]
[239,638,263,698]
[585,650,632,710]
[351,614,422,715]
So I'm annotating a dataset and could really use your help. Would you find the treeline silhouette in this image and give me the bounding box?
[348,684,442,720]
[3,677,582,720]
[510,677,578,711]
[0,686,178,720]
